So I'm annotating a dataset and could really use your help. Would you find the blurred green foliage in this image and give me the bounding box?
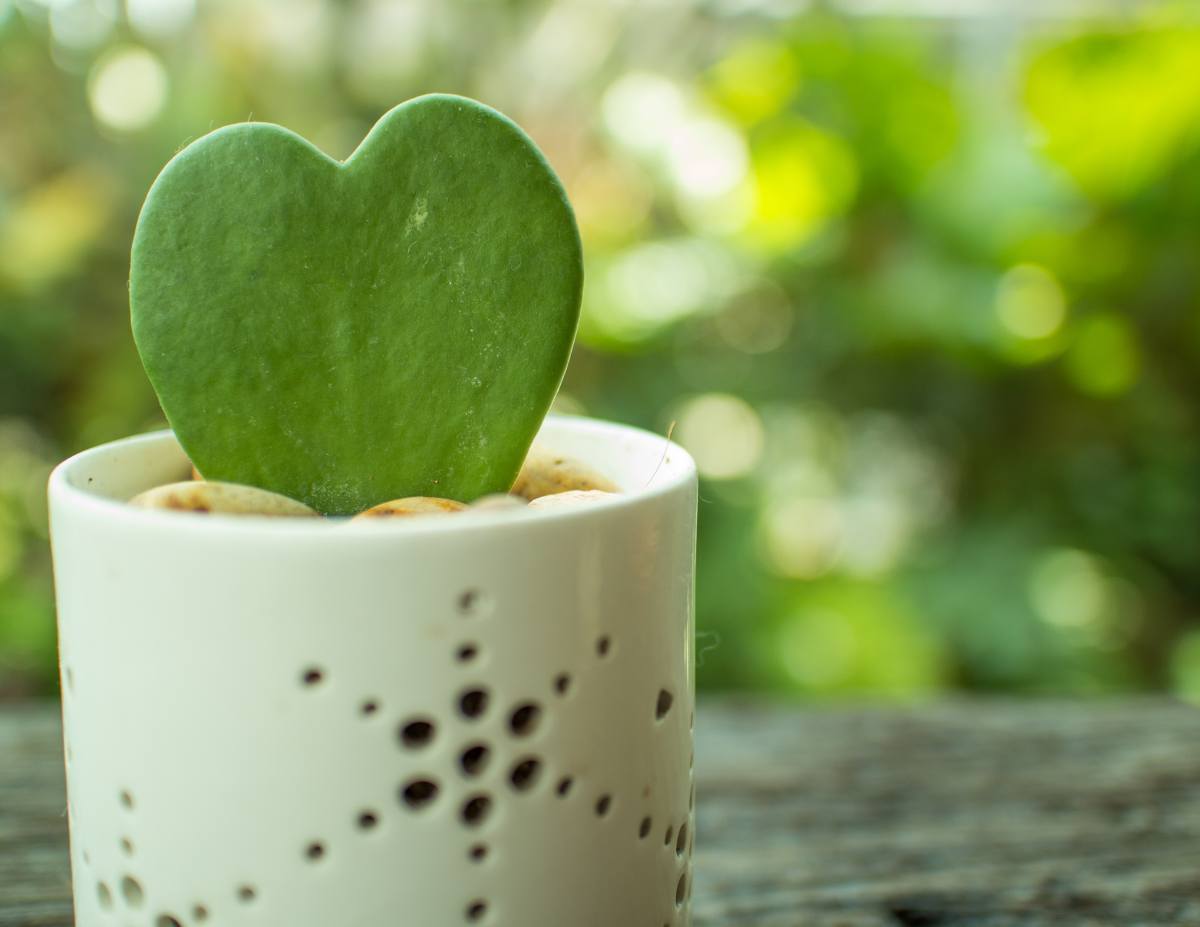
[0,0,1197,700]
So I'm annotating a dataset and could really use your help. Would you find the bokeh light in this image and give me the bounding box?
[675,393,764,480]
[708,38,799,125]
[745,117,858,251]
[0,168,115,289]
[50,0,115,50]
[603,73,689,157]
[763,496,844,579]
[582,238,738,343]
[126,0,195,39]
[1064,314,1141,397]
[995,264,1067,341]
[87,45,168,131]
[1171,631,1200,703]
[666,115,748,201]
[1029,549,1108,630]
[777,584,946,697]
[714,283,793,354]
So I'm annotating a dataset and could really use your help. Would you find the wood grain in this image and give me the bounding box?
[0,705,71,927]
[4,700,1200,926]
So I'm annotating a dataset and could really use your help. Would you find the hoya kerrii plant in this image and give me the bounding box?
[126,94,617,519]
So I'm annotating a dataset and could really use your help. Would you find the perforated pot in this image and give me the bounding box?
[48,416,697,927]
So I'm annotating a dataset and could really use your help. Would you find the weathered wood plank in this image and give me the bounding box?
[692,699,1200,927]
[3,700,1200,925]
[0,704,72,927]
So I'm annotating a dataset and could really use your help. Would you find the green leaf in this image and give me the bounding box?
[131,94,582,514]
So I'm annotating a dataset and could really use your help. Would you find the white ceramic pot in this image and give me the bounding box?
[48,415,698,927]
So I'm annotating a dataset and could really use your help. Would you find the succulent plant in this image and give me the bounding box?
[131,94,582,515]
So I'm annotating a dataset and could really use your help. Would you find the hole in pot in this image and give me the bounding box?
[509,757,542,791]
[639,816,652,839]
[305,841,325,862]
[596,635,611,657]
[401,779,440,810]
[357,810,379,831]
[156,916,182,927]
[509,702,541,736]
[458,589,487,616]
[119,790,134,810]
[664,825,674,847]
[676,872,687,906]
[120,876,143,907]
[96,882,113,910]
[459,688,490,719]
[461,794,492,827]
[120,836,134,856]
[556,776,574,797]
[676,821,689,856]
[466,899,488,922]
[553,673,571,695]
[656,689,674,721]
[193,905,209,922]
[360,699,380,717]
[456,643,479,663]
[468,843,489,863]
[399,718,436,749]
[460,743,490,777]
[300,666,324,687]
[237,885,257,903]
[595,794,612,817]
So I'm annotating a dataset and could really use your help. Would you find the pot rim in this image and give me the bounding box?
[48,413,697,540]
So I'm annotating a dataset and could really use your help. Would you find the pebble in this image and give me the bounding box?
[527,490,617,511]
[512,446,618,500]
[470,493,528,511]
[129,481,316,516]
[353,496,468,519]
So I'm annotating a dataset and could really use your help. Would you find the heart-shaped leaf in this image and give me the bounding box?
[131,94,582,515]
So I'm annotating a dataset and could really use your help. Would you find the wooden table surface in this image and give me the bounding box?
[4,699,1200,926]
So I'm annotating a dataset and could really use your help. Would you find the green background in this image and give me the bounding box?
[0,0,1197,702]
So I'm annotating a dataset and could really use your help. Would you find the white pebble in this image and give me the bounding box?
[512,445,618,500]
[353,496,467,519]
[470,493,528,511]
[527,490,617,511]
[129,481,316,517]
